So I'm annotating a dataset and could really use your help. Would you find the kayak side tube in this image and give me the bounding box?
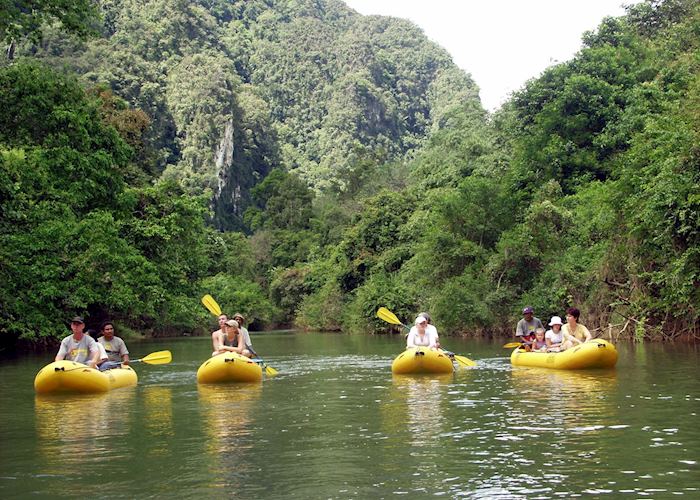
[510,339,618,369]
[197,352,263,383]
[34,361,137,394]
[391,347,454,374]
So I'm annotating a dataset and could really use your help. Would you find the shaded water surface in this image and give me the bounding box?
[0,333,698,498]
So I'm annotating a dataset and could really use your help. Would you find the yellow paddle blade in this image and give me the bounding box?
[264,365,279,376]
[376,307,404,326]
[139,350,172,365]
[503,342,522,349]
[201,294,222,316]
[453,354,476,367]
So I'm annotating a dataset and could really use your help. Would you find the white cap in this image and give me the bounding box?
[549,316,563,326]
[415,316,428,325]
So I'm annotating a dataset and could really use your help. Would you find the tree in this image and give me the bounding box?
[1,0,98,59]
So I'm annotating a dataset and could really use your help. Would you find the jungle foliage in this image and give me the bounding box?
[1,0,698,348]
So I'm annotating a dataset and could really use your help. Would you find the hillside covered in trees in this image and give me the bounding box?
[1,0,698,349]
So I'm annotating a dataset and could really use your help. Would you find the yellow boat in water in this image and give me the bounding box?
[34,360,138,394]
[197,352,263,383]
[391,347,454,374]
[510,339,618,369]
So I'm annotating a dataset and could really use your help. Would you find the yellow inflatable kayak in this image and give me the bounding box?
[197,352,263,383]
[391,347,454,374]
[34,361,138,394]
[510,339,618,369]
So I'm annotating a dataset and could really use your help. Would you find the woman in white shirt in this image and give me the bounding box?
[407,316,439,349]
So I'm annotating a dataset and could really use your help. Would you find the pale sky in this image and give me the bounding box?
[344,0,640,110]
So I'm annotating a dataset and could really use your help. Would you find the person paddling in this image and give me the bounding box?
[55,316,101,368]
[97,321,130,371]
[407,316,439,349]
[515,307,544,350]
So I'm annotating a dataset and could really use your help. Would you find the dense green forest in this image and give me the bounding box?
[1,0,698,349]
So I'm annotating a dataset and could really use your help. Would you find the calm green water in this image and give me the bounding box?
[0,333,698,498]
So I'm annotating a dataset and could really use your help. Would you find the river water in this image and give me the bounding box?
[0,332,698,498]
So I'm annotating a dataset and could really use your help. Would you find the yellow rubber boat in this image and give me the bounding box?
[510,339,618,369]
[197,352,263,383]
[34,360,138,394]
[391,347,454,374]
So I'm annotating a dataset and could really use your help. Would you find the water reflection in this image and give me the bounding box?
[509,367,618,432]
[198,384,261,445]
[381,375,455,495]
[390,374,452,445]
[35,389,135,469]
[142,386,173,456]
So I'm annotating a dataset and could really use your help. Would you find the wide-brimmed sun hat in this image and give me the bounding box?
[549,316,563,326]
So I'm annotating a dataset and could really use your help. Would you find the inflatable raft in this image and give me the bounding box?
[510,339,618,369]
[391,347,454,375]
[34,361,138,394]
[197,352,263,383]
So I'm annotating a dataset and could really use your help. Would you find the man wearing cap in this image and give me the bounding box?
[232,313,254,357]
[55,316,101,368]
[515,307,544,349]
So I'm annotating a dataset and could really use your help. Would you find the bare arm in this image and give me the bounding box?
[86,339,100,368]
[87,349,100,368]
[212,331,235,354]
[406,329,416,348]
[581,325,592,342]
[55,339,67,361]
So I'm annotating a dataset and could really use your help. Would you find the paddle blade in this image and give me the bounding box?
[201,294,222,316]
[454,354,477,367]
[139,350,172,365]
[503,342,522,349]
[264,365,279,376]
[376,307,404,327]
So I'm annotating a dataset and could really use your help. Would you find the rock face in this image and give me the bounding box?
[26,0,480,230]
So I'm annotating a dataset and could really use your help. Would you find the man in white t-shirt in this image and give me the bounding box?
[55,316,100,368]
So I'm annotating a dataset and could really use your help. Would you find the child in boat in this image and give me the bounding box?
[531,328,547,352]
[545,316,564,352]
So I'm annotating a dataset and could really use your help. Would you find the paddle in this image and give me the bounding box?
[452,354,477,367]
[503,342,522,349]
[376,307,476,367]
[246,345,278,376]
[52,350,171,372]
[376,307,409,330]
[201,294,278,376]
[131,350,172,365]
[201,294,222,316]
